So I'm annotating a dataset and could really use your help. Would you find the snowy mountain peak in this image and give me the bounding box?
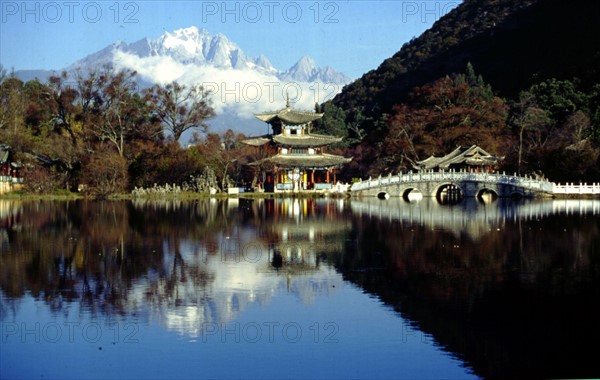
[285,55,318,81]
[254,54,273,70]
[68,27,350,84]
[297,55,317,68]
[173,26,203,37]
[282,55,351,84]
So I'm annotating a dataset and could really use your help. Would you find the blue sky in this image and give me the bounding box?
[1,1,460,79]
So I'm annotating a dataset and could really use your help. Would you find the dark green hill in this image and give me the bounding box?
[332,0,600,118]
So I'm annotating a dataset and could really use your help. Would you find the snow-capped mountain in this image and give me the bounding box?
[15,26,352,137]
[67,26,348,84]
[281,55,346,83]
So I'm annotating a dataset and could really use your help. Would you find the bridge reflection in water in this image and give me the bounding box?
[350,197,600,240]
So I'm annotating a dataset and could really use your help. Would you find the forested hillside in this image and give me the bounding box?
[333,0,600,116]
[316,0,600,182]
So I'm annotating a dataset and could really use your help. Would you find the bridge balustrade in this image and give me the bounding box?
[350,169,592,196]
[553,183,600,194]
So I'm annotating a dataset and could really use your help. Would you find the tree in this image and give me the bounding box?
[195,133,235,190]
[0,76,26,133]
[313,102,348,145]
[385,104,434,170]
[564,110,592,147]
[509,91,552,174]
[347,109,367,143]
[82,146,128,197]
[588,83,600,142]
[89,67,144,157]
[47,72,80,145]
[383,68,508,173]
[508,79,596,178]
[73,68,103,144]
[146,81,215,143]
[188,130,257,191]
[527,79,586,123]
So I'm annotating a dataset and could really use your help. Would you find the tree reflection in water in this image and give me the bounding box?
[340,198,600,379]
[0,199,346,336]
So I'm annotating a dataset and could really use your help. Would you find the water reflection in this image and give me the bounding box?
[1,198,599,379]
[352,197,600,240]
[341,197,600,379]
[0,199,347,339]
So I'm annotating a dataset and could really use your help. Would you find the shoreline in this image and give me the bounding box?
[1,190,598,201]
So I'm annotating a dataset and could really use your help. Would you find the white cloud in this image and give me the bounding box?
[113,51,342,122]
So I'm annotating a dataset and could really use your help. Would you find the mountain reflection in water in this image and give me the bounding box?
[1,198,598,379]
[1,199,346,335]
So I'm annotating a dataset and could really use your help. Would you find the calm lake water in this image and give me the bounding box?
[1,197,599,379]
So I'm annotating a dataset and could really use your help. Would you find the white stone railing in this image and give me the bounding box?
[350,169,557,194]
[552,183,600,195]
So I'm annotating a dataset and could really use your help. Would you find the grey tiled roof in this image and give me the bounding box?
[256,153,352,169]
[273,134,342,147]
[255,107,324,125]
[241,136,271,146]
[415,145,503,170]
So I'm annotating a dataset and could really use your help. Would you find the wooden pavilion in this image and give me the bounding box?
[414,145,503,172]
[243,101,352,192]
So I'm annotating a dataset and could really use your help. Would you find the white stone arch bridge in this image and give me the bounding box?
[349,170,599,199]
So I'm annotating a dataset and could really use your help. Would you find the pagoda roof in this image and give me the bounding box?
[241,135,271,146]
[255,107,324,125]
[241,133,343,147]
[251,153,352,169]
[273,133,342,147]
[415,145,503,170]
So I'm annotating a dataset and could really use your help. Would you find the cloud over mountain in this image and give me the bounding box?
[15,26,352,135]
[75,27,351,122]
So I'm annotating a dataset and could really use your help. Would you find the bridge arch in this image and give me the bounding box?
[377,191,390,200]
[435,183,463,202]
[476,188,498,203]
[402,188,423,202]
[509,191,524,199]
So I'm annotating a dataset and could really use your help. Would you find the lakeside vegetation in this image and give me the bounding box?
[317,67,600,183]
[2,61,598,199]
[0,65,267,197]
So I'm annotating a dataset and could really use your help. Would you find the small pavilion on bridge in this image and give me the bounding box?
[242,100,352,192]
[414,145,503,173]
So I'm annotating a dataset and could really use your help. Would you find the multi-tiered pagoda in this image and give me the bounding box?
[243,100,351,192]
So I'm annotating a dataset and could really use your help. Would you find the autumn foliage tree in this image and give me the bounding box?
[82,146,128,197]
[381,66,509,173]
[0,65,220,194]
[145,81,215,143]
[190,131,242,190]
